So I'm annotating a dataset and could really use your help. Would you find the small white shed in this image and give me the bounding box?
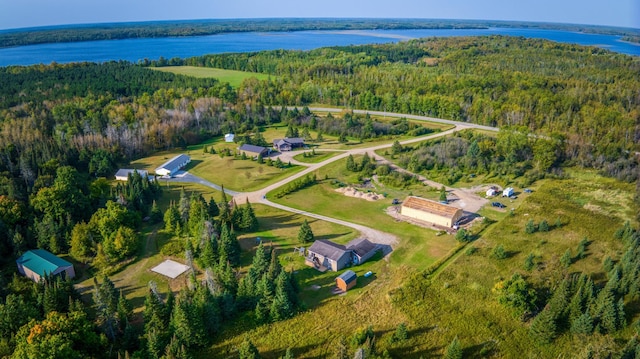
[503,187,514,197]
[224,134,235,143]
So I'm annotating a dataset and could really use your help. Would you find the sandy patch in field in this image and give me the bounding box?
[335,187,382,201]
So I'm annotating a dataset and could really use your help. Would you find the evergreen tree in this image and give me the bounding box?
[529,308,556,345]
[297,219,314,243]
[199,238,217,270]
[218,225,241,267]
[492,244,506,259]
[241,199,258,231]
[391,140,403,155]
[570,312,593,335]
[525,219,537,234]
[93,275,119,340]
[252,242,270,276]
[524,253,535,271]
[163,335,191,359]
[164,202,181,234]
[178,187,190,223]
[280,348,295,359]
[346,154,357,172]
[208,196,220,218]
[150,200,163,223]
[445,337,462,359]
[219,186,231,224]
[239,338,261,359]
[267,247,282,281]
[538,219,549,232]
[393,323,408,342]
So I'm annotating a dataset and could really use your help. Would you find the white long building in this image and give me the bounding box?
[155,154,191,177]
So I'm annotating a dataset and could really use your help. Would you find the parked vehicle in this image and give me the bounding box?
[492,202,506,208]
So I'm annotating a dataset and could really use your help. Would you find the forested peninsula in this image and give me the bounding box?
[1,18,639,48]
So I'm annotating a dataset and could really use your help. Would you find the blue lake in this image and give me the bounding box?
[0,27,638,67]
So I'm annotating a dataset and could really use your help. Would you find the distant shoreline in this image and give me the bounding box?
[1,18,638,49]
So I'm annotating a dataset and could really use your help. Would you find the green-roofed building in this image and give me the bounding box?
[16,249,75,282]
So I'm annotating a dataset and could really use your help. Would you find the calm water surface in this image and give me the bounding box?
[0,28,638,67]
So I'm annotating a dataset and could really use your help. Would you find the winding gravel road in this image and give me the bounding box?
[162,108,499,248]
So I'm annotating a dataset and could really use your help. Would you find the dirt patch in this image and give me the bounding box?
[335,186,382,201]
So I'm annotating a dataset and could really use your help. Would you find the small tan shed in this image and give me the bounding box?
[401,196,463,228]
[336,270,357,292]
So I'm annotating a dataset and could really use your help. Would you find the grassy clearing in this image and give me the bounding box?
[390,173,636,358]
[149,66,272,87]
[269,156,457,270]
[292,151,340,163]
[130,140,304,192]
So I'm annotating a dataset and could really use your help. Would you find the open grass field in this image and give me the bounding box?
[387,172,637,358]
[269,156,458,269]
[130,139,304,192]
[149,66,272,87]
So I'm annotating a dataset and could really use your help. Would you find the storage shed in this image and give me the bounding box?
[224,133,235,143]
[401,196,463,228]
[115,169,148,181]
[486,188,497,197]
[155,154,191,177]
[16,249,75,282]
[336,270,357,292]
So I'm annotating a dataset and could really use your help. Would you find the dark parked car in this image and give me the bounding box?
[392,198,400,205]
[492,202,506,208]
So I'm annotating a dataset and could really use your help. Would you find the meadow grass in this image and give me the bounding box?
[149,66,272,87]
[388,173,636,358]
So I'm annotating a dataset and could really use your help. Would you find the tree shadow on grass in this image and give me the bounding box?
[182,159,203,171]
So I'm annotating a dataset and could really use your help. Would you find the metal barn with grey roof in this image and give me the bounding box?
[155,154,191,177]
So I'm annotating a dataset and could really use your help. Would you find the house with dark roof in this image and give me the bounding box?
[16,249,75,282]
[306,238,380,271]
[155,154,191,177]
[115,169,148,181]
[306,240,350,272]
[346,238,379,265]
[273,137,305,152]
[336,270,357,291]
[239,144,270,158]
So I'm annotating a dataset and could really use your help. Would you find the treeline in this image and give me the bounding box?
[0,18,490,48]
[395,129,567,185]
[3,18,638,49]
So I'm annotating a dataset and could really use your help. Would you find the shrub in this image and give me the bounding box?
[538,220,549,232]
[492,244,507,259]
[525,219,537,234]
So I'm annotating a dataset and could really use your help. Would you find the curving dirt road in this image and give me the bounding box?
[163,109,499,248]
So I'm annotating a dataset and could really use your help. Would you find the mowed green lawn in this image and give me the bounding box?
[149,66,272,87]
[269,156,458,269]
[130,138,304,192]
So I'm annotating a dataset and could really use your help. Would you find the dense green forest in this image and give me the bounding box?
[180,36,639,180]
[0,35,639,357]
[3,18,639,48]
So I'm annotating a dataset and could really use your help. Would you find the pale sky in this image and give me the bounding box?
[0,0,638,31]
